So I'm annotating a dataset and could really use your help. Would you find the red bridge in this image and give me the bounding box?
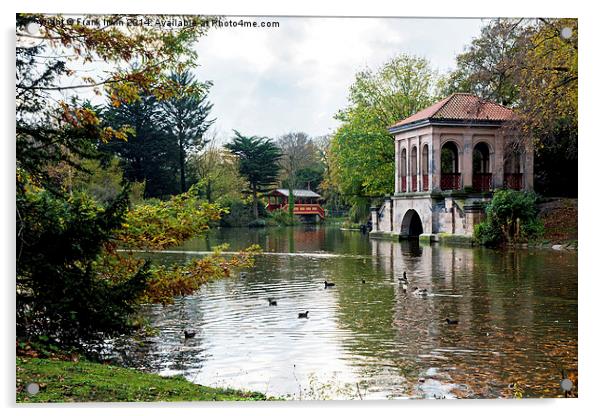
[266,189,325,219]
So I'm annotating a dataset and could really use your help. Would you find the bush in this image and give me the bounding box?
[16,180,151,350]
[268,209,299,226]
[474,189,544,246]
[219,197,269,227]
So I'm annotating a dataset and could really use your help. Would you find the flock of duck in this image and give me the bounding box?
[182,270,459,339]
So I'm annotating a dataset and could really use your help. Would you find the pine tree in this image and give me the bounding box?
[225,131,281,219]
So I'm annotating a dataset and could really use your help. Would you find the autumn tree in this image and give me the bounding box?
[225,131,281,219]
[187,132,247,204]
[16,14,259,350]
[445,18,578,196]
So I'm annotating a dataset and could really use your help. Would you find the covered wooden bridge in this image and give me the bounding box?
[266,189,325,220]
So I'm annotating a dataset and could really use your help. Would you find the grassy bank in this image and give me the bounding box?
[16,357,269,403]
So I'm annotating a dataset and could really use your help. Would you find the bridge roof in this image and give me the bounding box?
[273,189,321,198]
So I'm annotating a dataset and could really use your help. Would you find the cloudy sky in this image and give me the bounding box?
[191,17,487,143]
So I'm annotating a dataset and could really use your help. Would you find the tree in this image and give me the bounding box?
[329,54,442,220]
[102,93,180,198]
[277,132,315,218]
[444,19,527,106]
[16,14,260,351]
[161,70,215,193]
[225,131,281,219]
[187,132,247,204]
[445,18,578,196]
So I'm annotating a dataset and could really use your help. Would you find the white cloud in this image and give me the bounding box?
[193,17,486,143]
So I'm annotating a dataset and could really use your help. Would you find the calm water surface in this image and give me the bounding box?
[114,226,577,399]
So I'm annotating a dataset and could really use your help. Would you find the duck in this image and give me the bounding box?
[267,298,277,306]
[298,311,309,319]
[324,281,335,288]
[445,318,459,325]
[412,287,429,297]
[362,279,366,284]
[398,271,409,284]
[184,330,196,339]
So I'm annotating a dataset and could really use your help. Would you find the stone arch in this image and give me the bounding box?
[400,209,424,238]
[410,146,418,191]
[421,143,429,191]
[400,147,407,191]
[473,141,492,191]
[441,140,461,190]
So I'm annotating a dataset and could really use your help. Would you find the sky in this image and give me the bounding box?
[191,17,487,143]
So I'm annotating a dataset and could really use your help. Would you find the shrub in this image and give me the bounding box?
[268,209,299,226]
[474,189,544,246]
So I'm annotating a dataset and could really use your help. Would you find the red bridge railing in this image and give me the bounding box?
[282,204,325,219]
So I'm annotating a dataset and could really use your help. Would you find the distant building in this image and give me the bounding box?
[266,189,325,221]
[371,93,534,241]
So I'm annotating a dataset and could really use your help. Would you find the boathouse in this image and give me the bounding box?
[266,189,325,221]
[370,93,534,242]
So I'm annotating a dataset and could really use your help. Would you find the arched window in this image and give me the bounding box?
[473,142,491,192]
[421,144,429,191]
[410,146,418,192]
[400,148,407,191]
[441,141,460,190]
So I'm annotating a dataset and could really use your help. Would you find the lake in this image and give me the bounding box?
[112,225,577,399]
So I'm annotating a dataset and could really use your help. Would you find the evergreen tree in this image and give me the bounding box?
[160,71,215,192]
[102,94,180,198]
[225,131,281,219]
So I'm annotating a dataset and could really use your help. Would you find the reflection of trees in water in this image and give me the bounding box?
[365,239,577,397]
[115,228,577,398]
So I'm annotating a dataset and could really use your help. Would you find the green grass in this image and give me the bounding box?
[16,357,270,403]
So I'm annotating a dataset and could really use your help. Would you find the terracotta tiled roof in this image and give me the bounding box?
[389,93,515,130]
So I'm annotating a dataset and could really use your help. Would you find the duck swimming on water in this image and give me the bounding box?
[412,287,429,297]
[398,271,409,284]
[298,311,309,319]
[184,330,196,339]
[445,318,459,325]
[267,298,277,306]
[324,281,335,288]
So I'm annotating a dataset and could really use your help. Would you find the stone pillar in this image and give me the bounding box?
[394,139,399,193]
[427,138,433,192]
[406,138,412,193]
[432,132,441,191]
[417,136,422,192]
[492,132,505,189]
[462,133,473,189]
